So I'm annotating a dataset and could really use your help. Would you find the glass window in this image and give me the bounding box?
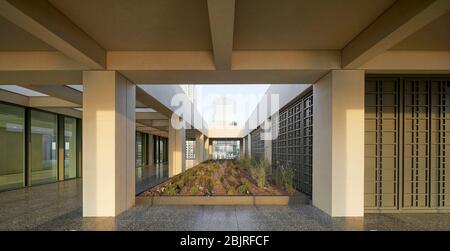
[159,137,164,163]
[136,132,143,167]
[30,110,57,185]
[64,117,77,179]
[0,103,25,191]
[212,140,240,160]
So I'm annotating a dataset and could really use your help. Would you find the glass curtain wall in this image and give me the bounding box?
[212,140,240,160]
[0,102,81,192]
[0,103,25,191]
[154,136,168,163]
[136,132,143,167]
[64,117,77,179]
[135,132,149,168]
[30,110,58,185]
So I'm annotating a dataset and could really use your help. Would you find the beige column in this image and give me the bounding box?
[196,133,205,164]
[203,136,210,161]
[313,70,365,217]
[168,115,186,177]
[239,139,244,158]
[82,71,135,217]
[247,135,251,158]
[208,140,213,159]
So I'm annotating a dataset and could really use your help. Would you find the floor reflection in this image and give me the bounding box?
[135,163,168,195]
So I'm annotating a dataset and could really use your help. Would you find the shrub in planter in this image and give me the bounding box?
[176,179,185,190]
[272,164,296,195]
[256,161,266,189]
[206,178,214,193]
[283,164,295,195]
[227,179,235,188]
[265,162,273,181]
[225,166,233,177]
[225,185,236,195]
[237,180,252,195]
[165,183,179,195]
[189,186,199,195]
[274,168,283,188]
[188,175,196,182]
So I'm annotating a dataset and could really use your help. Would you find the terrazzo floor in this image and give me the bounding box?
[1,179,450,231]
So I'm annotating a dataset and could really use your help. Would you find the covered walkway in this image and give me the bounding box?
[1,179,450,231]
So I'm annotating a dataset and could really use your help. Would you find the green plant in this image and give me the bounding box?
[176,179,185,190]
[206,178,214,192]
[219,176,225,183]
[189,186,199,195]
[272,164,295,195]
[237,180,251,195]
[283,164,295,195]
[256,160,266,189]
[225,185,236,195]
[274,168,283,188]
[227,179,235,187]
[165,183,179,195]
[225,166,233,177]
[237,157,252,171]
[265,162,272,181]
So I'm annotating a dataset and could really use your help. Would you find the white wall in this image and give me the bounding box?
[242,84,312,136]
[141,85,208,136]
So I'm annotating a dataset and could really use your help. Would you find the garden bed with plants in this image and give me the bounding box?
[138,159,297,205]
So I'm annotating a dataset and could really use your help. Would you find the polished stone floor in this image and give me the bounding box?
[1,179,450,231]
[135,163,168,195]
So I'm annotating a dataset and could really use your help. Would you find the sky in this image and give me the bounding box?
[192,84,270,128]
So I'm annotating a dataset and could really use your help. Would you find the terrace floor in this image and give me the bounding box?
[1,179,450,231]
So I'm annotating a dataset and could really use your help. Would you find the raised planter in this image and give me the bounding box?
[136,195,291,206]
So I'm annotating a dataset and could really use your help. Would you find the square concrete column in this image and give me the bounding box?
[313,70,365,217]
[208,140,213,159]
[196,133,205,164]
[82,71,136,217]
[239,139,244,158]
[247,135,251,158]
[203,136,210,161]
[168,115,186,177]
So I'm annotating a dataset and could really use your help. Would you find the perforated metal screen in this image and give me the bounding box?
[272,92,313,196]
[250,127,264,162]
[365,77,450,212]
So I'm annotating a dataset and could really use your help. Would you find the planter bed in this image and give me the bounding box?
[136,195,290,206]
[138,159,301,205]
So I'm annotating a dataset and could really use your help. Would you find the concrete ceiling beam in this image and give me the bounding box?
[0,0,106,69]
[207,0,235,70]
[342,0,450,69]
[23,84,82,105]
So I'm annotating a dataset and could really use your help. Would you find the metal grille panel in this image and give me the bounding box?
[250,127,264,162]
[272,92,313,196]
[364,78,399,209]
[365,77,450,212]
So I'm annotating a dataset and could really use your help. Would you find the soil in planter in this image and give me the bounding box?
[141,160,289,196]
